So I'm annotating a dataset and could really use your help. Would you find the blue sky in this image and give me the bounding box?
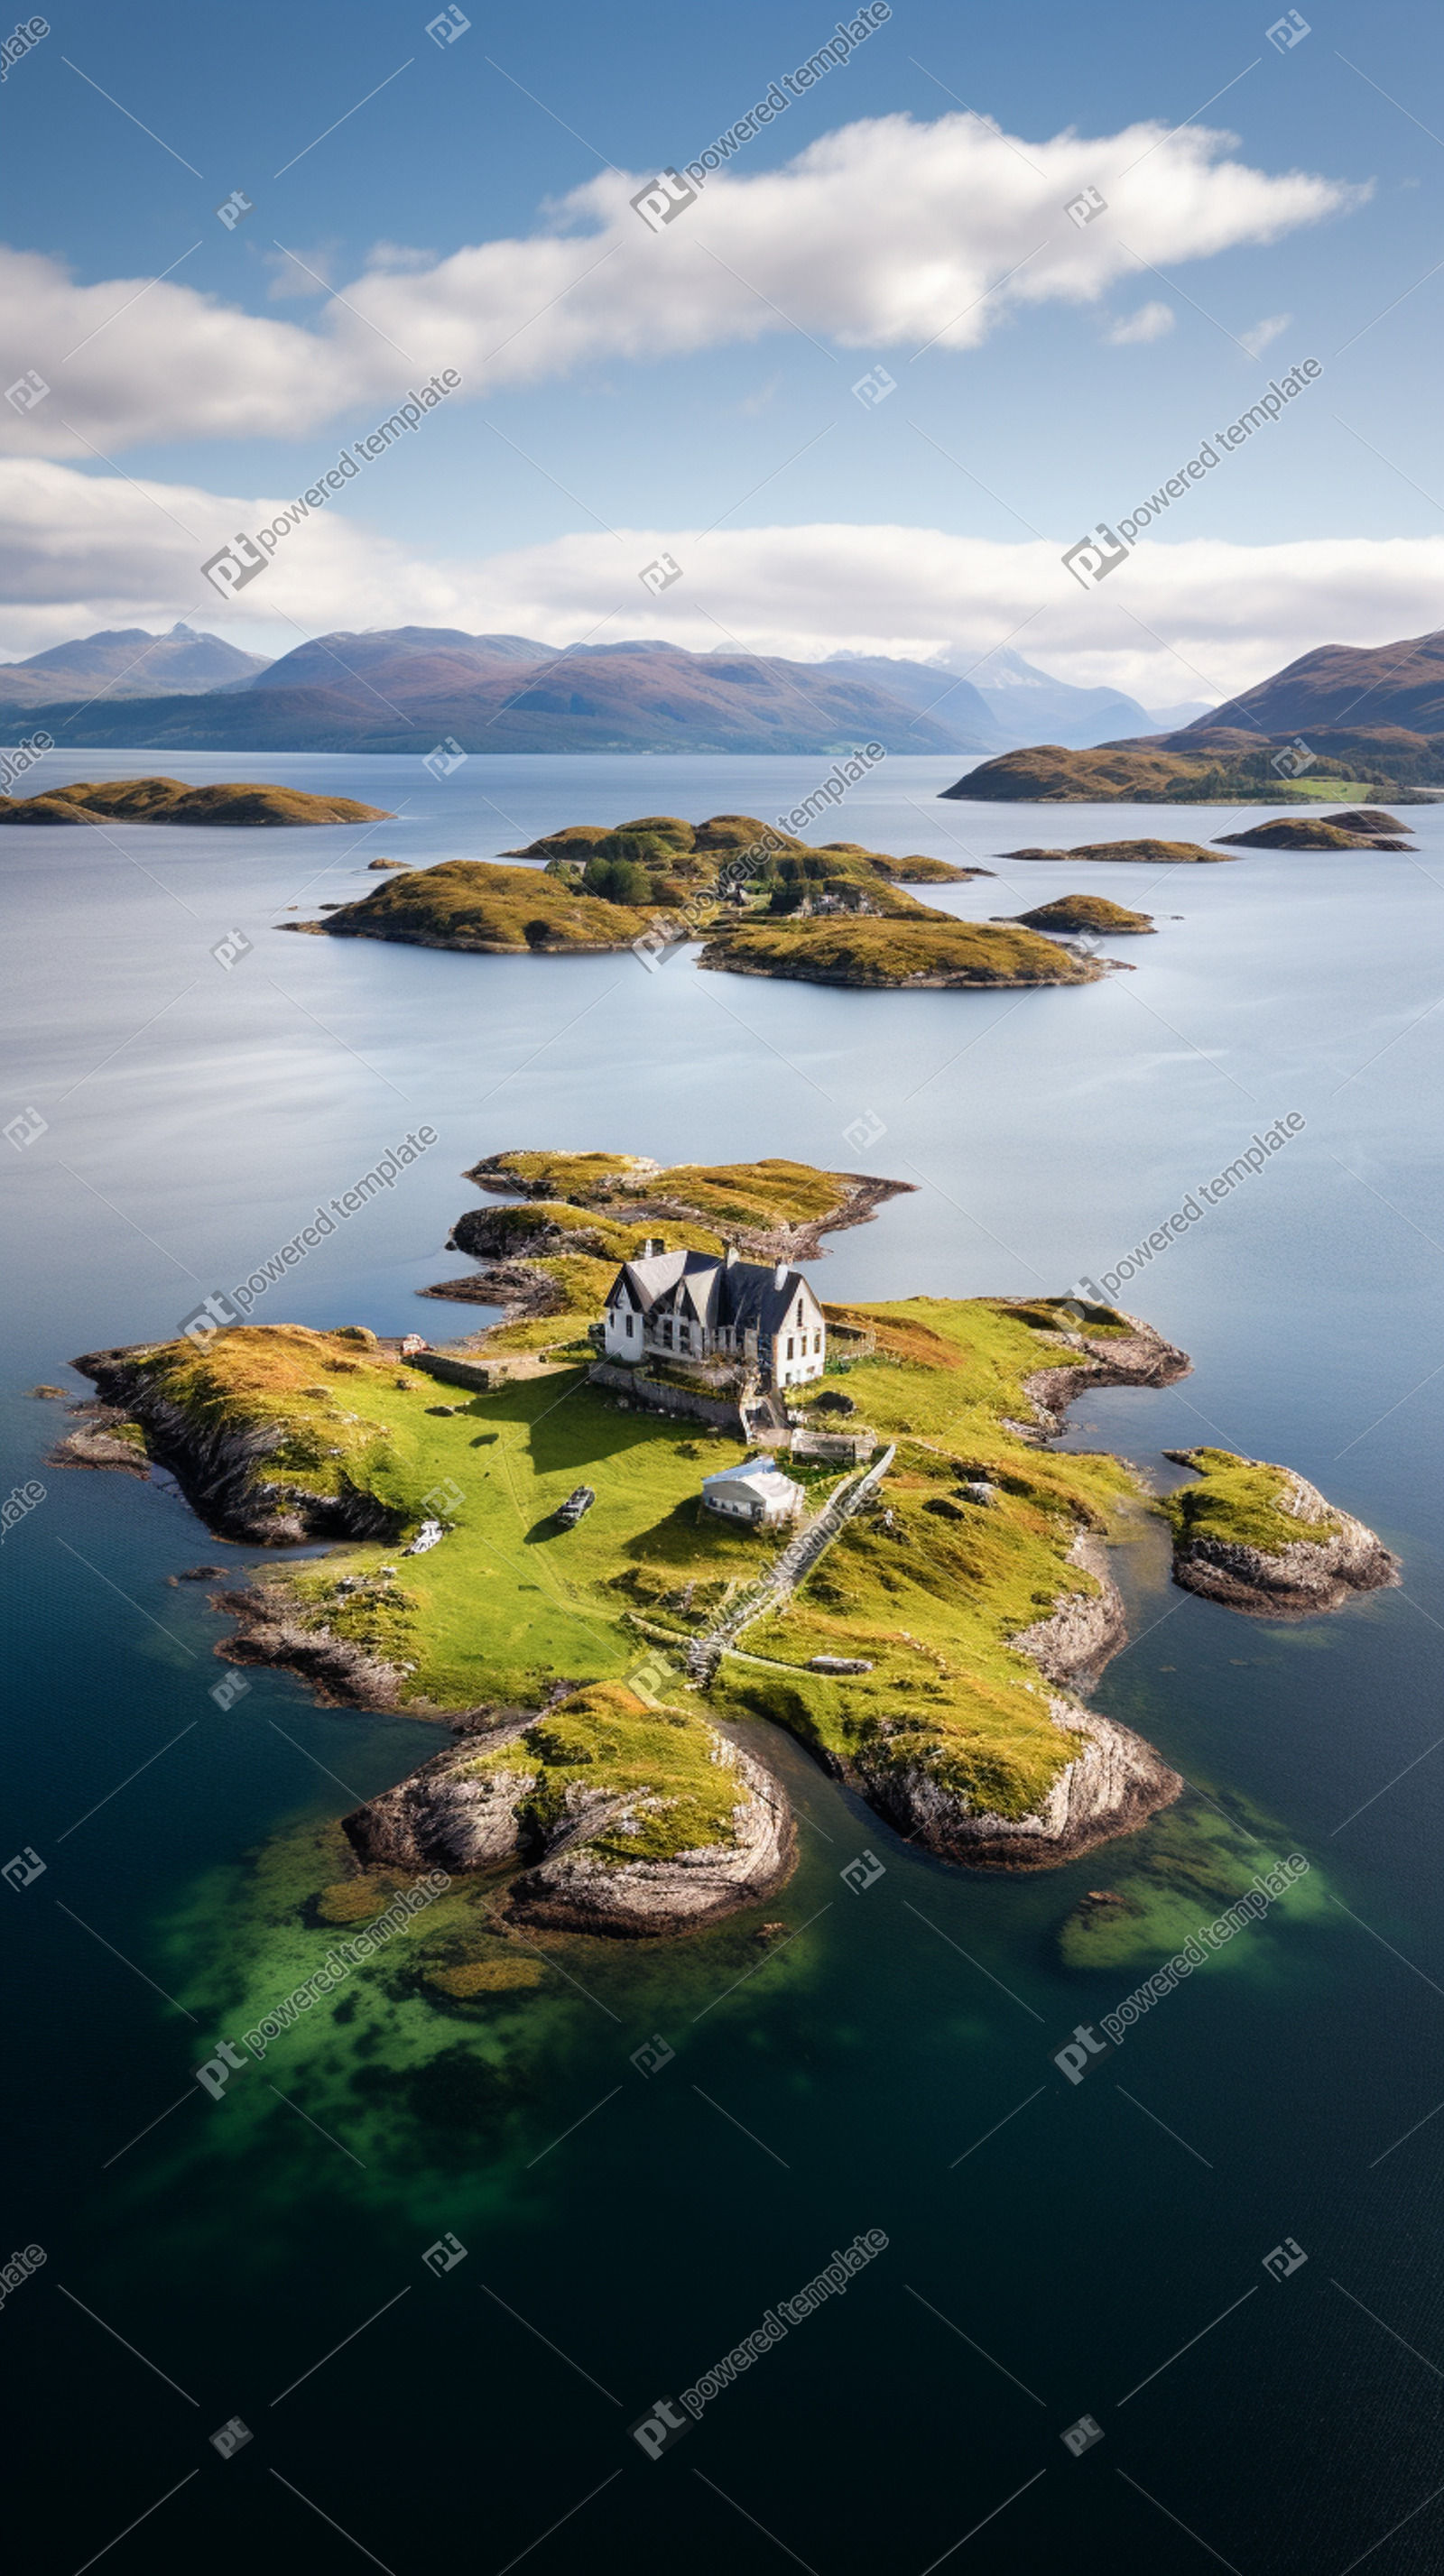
[2,0,1441,697]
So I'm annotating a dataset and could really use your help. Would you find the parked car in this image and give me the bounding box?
[555,1486,595,1528]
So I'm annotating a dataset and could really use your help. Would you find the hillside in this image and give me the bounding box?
[1183,628,1444,738]
[943,742,1408,803]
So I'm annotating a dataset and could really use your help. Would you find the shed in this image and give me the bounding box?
[700,1454,804,1528]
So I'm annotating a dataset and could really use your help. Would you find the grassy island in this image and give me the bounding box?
[1162,1446,1398,1616]
[294,858,662,951]
[943,744,1400,805]
[696,913,1102,989]
[0,776,390,826]
[1000,838,1232,865]
[1002,895,1155,936]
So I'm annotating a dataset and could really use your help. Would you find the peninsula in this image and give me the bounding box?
[943,744,1398,805]
[0,776,392,826]
[62,1151,1394,1940]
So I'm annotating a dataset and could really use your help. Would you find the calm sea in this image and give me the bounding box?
[3,749,1442,2576]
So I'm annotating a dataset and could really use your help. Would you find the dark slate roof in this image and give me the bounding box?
[606,1253,819,1338]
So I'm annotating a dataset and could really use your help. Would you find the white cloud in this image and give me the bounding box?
[3,458,1442,709]
[1106,300,1175,345]
[0,112,1366,456]
[1239,311,1292,357]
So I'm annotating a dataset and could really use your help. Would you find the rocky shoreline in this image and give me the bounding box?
[1163,1453,1401,1617]
[853,1703,1183,1873]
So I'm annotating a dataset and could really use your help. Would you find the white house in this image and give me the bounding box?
[700,1455,804,1528]
[602,1242,828,1390]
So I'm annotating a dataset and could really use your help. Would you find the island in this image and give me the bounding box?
[999,838,1234,865]
[289,811,1103,989]
[1162,1447,1399,1615]
[1212,810,1413,852]
[941,745,1396,805]
[998,895,1155,937]
[59,1150,1396,1942]
[0,776,392,826]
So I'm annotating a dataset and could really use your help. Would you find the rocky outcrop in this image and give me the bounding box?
[508,1736,796,1937]
[1015,1313,1191,1439]
[1013,1534,1128,1690]
[71,1347,406,1546]
[343,1733,536,1870]
[1165,1457,1401,1616]
[854,1703,1182,1872]
[340,1722,797,1936]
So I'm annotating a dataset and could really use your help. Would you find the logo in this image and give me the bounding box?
[1266,10,1310,48]
[5,368,49,413]
[630,170,697,232]
[630,2035,675,2078]
[426,5,469,39]
[629,2396,690,2460]
[209,1672,251,1712]
[216,189,254,230]
[852,366,897,408]
[1061,2414,1104,2457]
[640,551,683,596]
[840,1850,885,1893]
[1263,2237,1308,2281]
[1053,2023,1106,2084]
[210,2417,253,2460]
[423,737,467,780]
[1064,186,1107,227]
[842,1111,886,1153]
[1271,736,1316,779]
[632,918,688,973]
[180,1291,239,1345]
[1061,524,1129,587]
[2,1846,45,1891]
[422,2231,467,2274]
[421,1477,465,1516]
[201,534,268,597]
[4,1105,47,1151]
[627,1655,675,1709]
[195,2039,248,2101]
[210,928,252,971]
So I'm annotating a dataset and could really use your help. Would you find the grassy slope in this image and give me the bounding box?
[124,1294,1149,1828]
[699,914,1098,986]
[1162,1446,1338,1556]
[464,1681,744,1865]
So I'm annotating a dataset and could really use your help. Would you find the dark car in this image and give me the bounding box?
[555,1485,595,1528]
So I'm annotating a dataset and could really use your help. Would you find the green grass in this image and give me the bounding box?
[476,1151,863,1234]
[1008,895,1154,933]
[1162,1448,1338,1557]
[464,1680,745,1865]
[305,860,661,950]
[699,914,1100,987]
[502,812,976,884]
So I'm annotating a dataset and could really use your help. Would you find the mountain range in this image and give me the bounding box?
[0,623,1207,757]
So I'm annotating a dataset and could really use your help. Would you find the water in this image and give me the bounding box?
[3,750,1442,2575]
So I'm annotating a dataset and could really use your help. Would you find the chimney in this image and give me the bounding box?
[642,1236,665,1258]
[725,1243,737,1267]
[773,1260,788,1292]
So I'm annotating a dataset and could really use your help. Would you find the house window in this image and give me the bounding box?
[812,1332,821,1353]
[625,1313,634,1336]
[787,1337,794,1359]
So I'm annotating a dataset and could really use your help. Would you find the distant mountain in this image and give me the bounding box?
[0,623,272,706]
[818,654,1004,750]
[1143,699,1216,730]
[2,630,973,757]
[1180,629,1444,738]
[928,646,1156,748]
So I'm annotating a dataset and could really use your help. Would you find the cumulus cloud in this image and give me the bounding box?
[1106,300,1175,344]
[2,458,1440,707]
[0,112,1366,455]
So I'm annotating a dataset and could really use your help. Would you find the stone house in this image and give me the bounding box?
[601,1242,827,1391]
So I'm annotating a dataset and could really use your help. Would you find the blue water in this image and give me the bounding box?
[3,750,1442,2575]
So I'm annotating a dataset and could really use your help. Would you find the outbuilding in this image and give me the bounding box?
[700,1454,805,1528]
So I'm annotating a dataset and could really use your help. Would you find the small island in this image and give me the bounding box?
[0,776,392,826]
[998,895,1155,937]
[694,911,1103,989]
[1000,837,1233,865]
[1212,809,1412,852]
[60,1150,1396,1941]
[1162,1447,1399,1615]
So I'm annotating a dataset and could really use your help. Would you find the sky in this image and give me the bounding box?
[2,0,1443,704]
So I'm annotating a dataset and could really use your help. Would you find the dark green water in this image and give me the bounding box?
[4,753,1442,2575]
